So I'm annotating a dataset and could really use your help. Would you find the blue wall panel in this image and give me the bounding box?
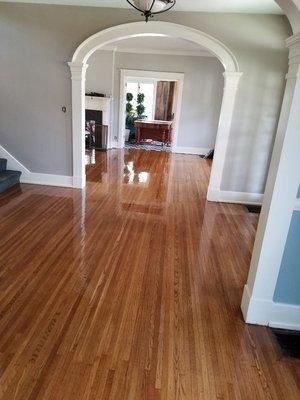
[274,211,300,305]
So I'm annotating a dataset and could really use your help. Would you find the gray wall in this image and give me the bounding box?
[85,50,114,95]
[0,3,291,192]
[86,50,224,150]
[221,48,288,193]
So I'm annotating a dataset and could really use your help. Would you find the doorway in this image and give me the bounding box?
[69,21,241,196]
[118,69,184,151]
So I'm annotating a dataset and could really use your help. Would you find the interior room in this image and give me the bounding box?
[123,76,177,151]
[84,36,223,157]
[0,1,300,399]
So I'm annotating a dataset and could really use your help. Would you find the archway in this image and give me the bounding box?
[68,7,300,329]
[69,21,242,189]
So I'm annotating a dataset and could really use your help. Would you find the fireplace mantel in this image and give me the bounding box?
[85,95,113,148]
[85,95,112,127]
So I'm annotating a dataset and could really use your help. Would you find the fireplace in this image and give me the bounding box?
[85,109,102,125]
[85,95,112,127]
[85,96,112,150]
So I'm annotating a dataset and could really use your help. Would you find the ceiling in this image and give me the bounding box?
[102,36,213,57]
[1,0,283,14]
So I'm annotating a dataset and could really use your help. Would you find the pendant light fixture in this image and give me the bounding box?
[126,0,176,22]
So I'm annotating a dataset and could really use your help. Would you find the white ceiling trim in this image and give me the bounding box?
[0,0,283,14]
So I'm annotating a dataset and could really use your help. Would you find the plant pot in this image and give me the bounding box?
[125,129,130,142]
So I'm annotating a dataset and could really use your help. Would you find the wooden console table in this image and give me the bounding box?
[134,120,172,145]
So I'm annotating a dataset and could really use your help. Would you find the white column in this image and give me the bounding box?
[68,62,88,189]
[241,34,300,325]
[207,71,243,201]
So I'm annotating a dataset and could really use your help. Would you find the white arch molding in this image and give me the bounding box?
[69,21,242,189]
[68,4,300,330]
[276,0,300,34]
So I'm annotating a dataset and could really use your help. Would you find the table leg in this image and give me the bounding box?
[162,130,166,147]
[136,127,141,144]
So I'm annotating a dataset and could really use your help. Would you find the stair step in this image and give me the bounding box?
[0,158,7,173]
[0,170,22,194]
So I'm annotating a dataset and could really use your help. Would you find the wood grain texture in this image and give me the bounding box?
[0,149,299,400]
[155,81,175,121]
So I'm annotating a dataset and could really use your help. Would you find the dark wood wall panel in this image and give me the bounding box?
[155,81,175,121]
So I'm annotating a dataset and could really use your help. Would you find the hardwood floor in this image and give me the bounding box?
[0,148,299,399]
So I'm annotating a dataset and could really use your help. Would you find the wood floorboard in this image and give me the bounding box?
[0,148,299,399]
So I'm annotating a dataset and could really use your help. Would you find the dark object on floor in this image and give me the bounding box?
[200,149,214,159]
[205,149,214,159]
[0,158,22,194]
[271,328,300,359]
[246,205,262,214]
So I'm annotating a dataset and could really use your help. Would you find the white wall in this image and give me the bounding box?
[86,50,224,151]
[0,3,291,192]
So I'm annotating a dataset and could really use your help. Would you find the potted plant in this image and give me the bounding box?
[125,92,134,142]
[136,93,146,119]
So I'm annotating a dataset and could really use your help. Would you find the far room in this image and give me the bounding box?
[84,35,224,185]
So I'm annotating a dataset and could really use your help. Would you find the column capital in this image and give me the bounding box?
[286,33,300,49]
[68,62,89,81]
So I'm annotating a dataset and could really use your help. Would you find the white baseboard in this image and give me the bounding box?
[1,144,73,188]
[269,303,300,331]
[21,173,73,188]
[241,284,273,325]
[173,146,210,155]
[241,284,300,331]
[207,189,263,205]
[208,190,300,208]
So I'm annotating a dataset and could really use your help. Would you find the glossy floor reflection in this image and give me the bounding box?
[0,149,299,399]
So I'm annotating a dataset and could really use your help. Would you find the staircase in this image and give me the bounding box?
[0,158,22,194]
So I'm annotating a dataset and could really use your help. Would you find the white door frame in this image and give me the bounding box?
[118,69,184,150]
[68,21,241,190]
